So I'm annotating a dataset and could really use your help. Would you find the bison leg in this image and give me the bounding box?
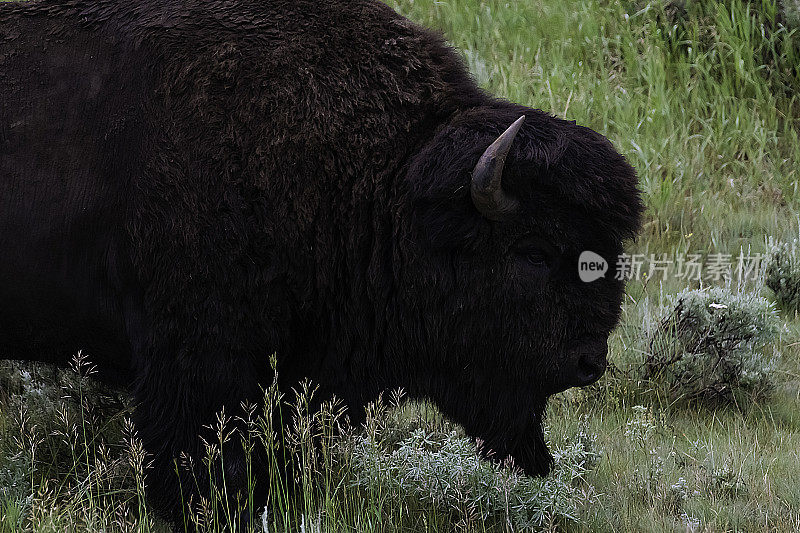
[132,350,269,529]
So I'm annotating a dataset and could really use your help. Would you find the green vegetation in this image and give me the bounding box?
[2,0,800,531]
[640,287,780,404]
[0,360,597,532]
[766,233,800,314]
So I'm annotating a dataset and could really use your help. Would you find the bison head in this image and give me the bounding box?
[392,105,643,476]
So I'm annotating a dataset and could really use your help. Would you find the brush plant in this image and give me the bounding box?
[642,287,780,403]
[341,395,599,531]
[765,237,800,314]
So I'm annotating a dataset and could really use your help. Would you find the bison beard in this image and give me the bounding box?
[0,0,643,526]
[460,400,553,477]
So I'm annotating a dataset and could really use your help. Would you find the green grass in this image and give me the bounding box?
[2,0,800,531]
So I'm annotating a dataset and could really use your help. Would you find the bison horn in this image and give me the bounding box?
[471,115,525,221]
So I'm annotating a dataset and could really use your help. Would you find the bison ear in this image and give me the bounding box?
[470,115,525,221]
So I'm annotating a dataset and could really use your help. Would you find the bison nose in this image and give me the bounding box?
[571,337,608,387]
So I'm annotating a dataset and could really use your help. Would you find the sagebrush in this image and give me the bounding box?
[641,287,780,403]
[765,236,800,314]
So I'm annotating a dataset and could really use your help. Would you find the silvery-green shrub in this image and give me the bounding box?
[643,287,780,403]
[342,399,599,531]
[765,237,800,314]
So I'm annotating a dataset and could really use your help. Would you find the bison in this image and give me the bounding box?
[0,0,643,524]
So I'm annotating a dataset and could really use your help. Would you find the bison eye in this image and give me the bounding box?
[523,250,548,267]
[512,237,555,270]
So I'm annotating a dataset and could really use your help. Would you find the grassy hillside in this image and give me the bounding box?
[2,0,800,531]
